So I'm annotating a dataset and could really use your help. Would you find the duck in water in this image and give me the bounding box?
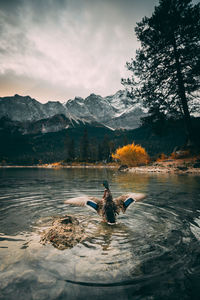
[64,181,146,225]
[101,180,118,224]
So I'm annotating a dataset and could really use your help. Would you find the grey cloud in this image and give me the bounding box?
[0,0,22,12]
[0,0,159,102]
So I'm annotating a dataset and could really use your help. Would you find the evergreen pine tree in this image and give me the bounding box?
[68,138,75,161]
[122,0,200,144]
[90,138,98,162]
[98,143,103,161]
[80,128,89,162]
[101,135,111,162]
[64,133,75,162]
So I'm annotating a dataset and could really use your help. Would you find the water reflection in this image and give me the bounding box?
[113,172,150,192]
[0,168,200,299]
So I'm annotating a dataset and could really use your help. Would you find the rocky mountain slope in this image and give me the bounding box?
[0,114,109,135]
[0,91,145,132]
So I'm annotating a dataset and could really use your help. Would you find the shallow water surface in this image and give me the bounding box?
[0,168,200,300]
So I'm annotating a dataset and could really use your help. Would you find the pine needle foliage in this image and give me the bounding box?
[122,0,200,143]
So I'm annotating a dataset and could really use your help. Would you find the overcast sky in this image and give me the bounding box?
[0,0,196,103]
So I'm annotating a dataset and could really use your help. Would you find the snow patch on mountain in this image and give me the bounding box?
[0,90,146,131]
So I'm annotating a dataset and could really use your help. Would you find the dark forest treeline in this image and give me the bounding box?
[1,117,200,165]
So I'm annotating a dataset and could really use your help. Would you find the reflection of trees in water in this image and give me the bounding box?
[113,173,150,193]
[114,172,200,196]
[147,172,200,190]
[167,175,200,191]
[51,168,114,190]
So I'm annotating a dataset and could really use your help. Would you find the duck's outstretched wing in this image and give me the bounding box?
[64,196,103,215]
[114,193,146,213]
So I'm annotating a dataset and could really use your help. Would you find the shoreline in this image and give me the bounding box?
[1,163,200,174]
[1,158,200,174]
[0,164,118,169]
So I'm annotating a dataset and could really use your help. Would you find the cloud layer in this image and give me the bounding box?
[0,0,159,102]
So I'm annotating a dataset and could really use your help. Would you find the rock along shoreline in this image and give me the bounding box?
[126,159,200,175]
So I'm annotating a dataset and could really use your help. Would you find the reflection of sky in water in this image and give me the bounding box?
[0,168,200,299]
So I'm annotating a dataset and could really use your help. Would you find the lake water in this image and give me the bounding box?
[0,168,200,300]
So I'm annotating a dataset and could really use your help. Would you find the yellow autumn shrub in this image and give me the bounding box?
[112,143,149,167]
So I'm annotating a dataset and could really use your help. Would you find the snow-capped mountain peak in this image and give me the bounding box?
[0,90,146,131]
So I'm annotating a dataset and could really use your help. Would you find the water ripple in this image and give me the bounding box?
[0,168,200,299]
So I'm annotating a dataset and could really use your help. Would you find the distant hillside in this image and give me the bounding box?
[0,116,116,164]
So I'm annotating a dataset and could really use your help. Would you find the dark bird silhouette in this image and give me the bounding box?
[64,181,146,224]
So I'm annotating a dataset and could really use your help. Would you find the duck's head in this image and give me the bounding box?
[103,180,109,189]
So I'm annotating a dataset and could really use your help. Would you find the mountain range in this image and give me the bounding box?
[0,91,146,134]
[1,91,200,164]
